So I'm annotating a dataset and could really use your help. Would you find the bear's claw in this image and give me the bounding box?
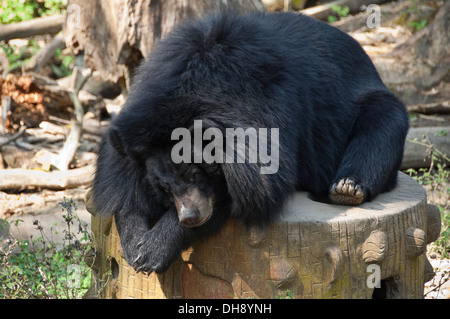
[329,178,365,206]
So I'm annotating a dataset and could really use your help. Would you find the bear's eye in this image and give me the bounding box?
[191,172,199,182]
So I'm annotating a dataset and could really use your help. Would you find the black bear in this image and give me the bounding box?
[92,11,409,274]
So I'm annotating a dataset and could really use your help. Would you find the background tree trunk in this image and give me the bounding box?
[63,0,265,90]
[371,0,449,103]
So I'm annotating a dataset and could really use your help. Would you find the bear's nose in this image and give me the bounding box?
[178,205,199,227]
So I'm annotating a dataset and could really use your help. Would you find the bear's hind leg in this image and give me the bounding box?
[329,90,409,205]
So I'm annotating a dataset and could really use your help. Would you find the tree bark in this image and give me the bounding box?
[387,0,449,66]
[84,173,439,299]
[63,0,265,88]
[372,0,449,103]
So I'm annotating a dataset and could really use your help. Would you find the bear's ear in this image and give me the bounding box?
[108,127,148,164]
[108,127,127,156]
[222,161,271,221]
[222,160,296,226]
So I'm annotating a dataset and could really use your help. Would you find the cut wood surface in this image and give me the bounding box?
[85,173,439,299]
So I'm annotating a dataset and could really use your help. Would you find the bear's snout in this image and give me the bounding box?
[173,188,214,228]
[178,205,200,227]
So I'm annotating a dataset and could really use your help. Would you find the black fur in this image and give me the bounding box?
[92,11,409,273]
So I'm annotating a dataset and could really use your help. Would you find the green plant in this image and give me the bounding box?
[404,131,449,194]
[409,19,427,32]
[51,47,74,78]
[327,5,350,23]
[275,289,294,299]
[0,0,38,23]
[1,39,74,78]
[0,40,40,71]
[0,0,67,24]
[0,198,94,299]
[41,0,67,16]
[433,208,449,258]
[409,0,420,14]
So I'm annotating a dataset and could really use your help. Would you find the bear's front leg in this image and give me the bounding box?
[131,208,195,274]
[112,206,152,270]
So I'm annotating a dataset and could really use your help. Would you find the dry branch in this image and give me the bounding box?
[44,68,92,171]
[0,164,94,190]
[0,126,27,149]
[0,50,9,78]
[0,15,65,41]
[22,33,66,73]
[54,70,92,170]
[51,118,82,170]
[1,95,12,133]
[407,101,450,115]
[300,0,388,20]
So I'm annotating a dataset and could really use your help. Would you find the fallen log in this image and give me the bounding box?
[0,15,65,41]
[407,101,450,115]
[300,0,389,21]
[0,165,94,190]
[401,126,450,170]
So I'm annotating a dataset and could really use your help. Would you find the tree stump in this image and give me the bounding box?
[84,172,441,299]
